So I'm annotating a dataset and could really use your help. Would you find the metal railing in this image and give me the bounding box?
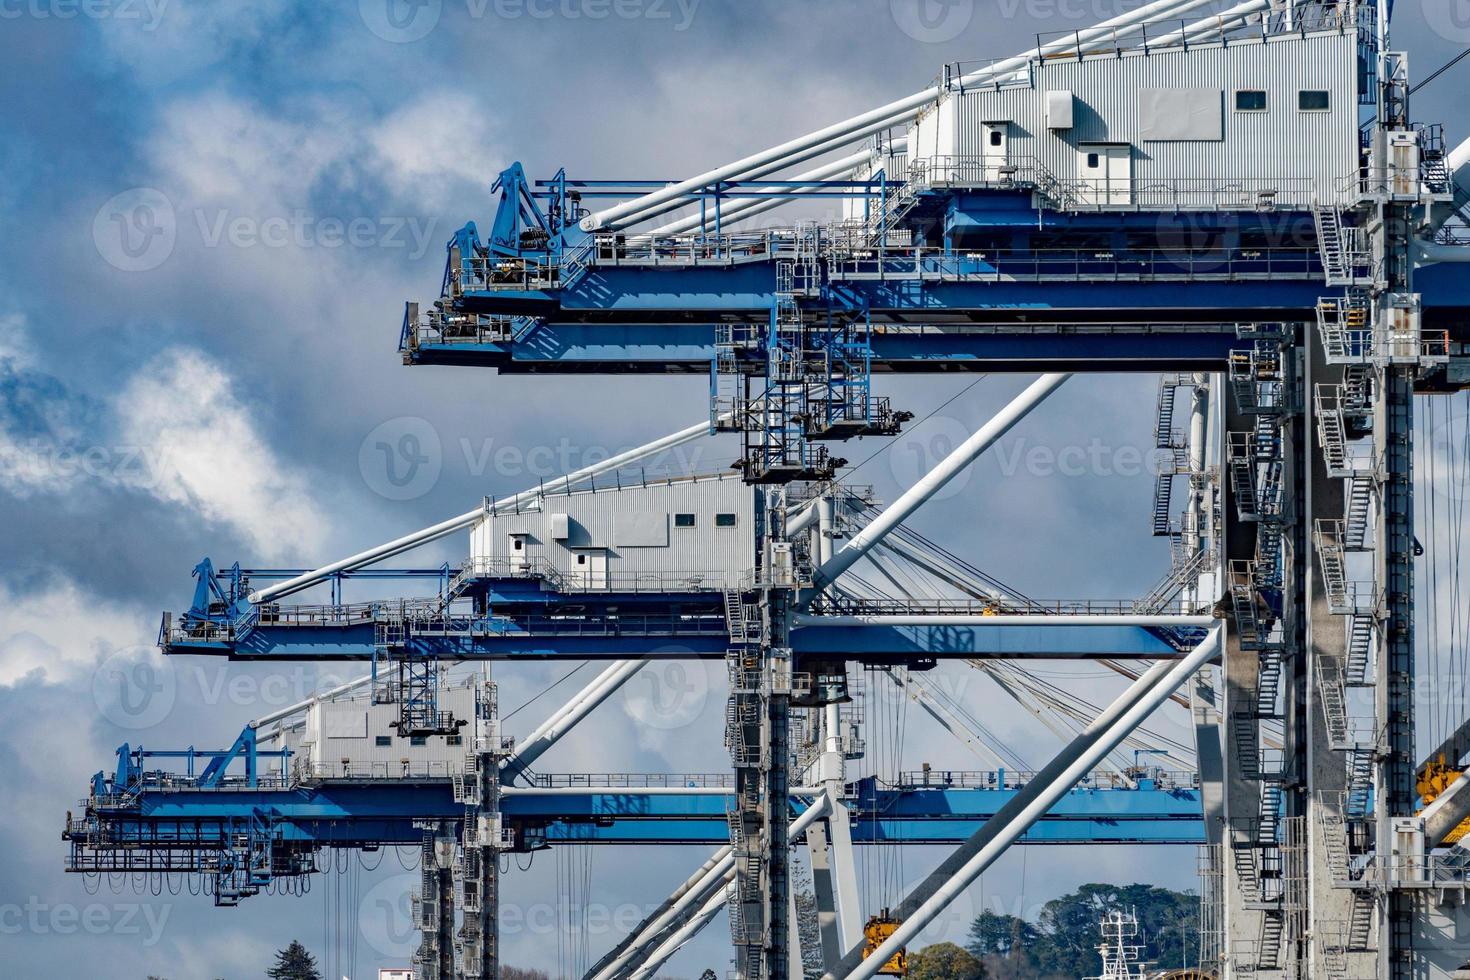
[453,556,730,595]
[1033,2,1371,65]
[889,769,1199,791]
[294,759,464,782]
[826,244,1322,284]
[525,772,738,789]
[814,596,1204,617]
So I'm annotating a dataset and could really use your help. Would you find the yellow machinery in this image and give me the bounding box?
[862,910,908,976]
[1418,755,1470,844]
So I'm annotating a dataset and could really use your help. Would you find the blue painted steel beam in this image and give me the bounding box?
[162,621,1189,661]
[406,323,1249,373]
[75,779,1204,847]
[789,623,1191,659]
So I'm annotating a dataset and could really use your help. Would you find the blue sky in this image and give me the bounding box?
[2,1,1468,977]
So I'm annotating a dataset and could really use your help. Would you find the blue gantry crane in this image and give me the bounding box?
[65,1,1470,978]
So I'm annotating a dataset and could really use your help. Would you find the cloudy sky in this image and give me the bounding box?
[2,1,1468,977]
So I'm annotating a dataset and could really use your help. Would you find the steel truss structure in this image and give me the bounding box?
[63,1,1470,977]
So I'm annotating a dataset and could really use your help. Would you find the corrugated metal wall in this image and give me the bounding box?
[909,29,1360,205]
[470,475,755,587]
[298,681,480,769]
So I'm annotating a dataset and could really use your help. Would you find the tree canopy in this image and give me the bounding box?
[265,941,321,980]
[966,883,1199,978]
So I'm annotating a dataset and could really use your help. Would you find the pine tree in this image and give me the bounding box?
[266,940,322,980]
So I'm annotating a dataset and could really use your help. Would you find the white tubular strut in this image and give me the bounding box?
[250,417,721,603]
[583,0,1261,231]
[823,628,1224,980]
[814,374,1070,588]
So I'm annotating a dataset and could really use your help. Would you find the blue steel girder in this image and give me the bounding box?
[160,614,1193,662]
[69,778,1203,851]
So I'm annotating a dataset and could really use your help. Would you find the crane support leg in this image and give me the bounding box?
[823,628,1224,980]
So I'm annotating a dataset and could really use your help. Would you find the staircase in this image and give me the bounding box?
[559,235,598,290]
[724,588,759,645]
[1317,295,1373,363]
[1344,475,1373,550]
[1228,433,1260,522]
[1319,804,1353,887]
[1314,519,1359,615]
[1259,783,1284,847]
[1132,546,1213,614]
[1313,203,1370,286]
[1229,560,1271,650]
[1346,748,1374,818]
[1317,655,1350,750]
[1346,615,1374,685]
[1256,911,1286,971]
[1315,383,1349,478]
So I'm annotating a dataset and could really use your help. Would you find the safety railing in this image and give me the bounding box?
[1033,1,1372,64]
[402,310,518,349]
[890,769,1199,791]
[812,596,1205,617]
[452,555,731,595]
[294,759,464,783]
[525,772,739,789]
[825,245,1322,284]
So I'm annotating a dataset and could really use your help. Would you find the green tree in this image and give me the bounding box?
[266,940,321,980]
[967,909,1042,960]
[908,941,986,980]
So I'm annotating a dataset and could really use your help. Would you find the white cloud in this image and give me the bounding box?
[150,92,358,213]
[369,93,502,209]
[116,347,328,561]
[0,580,153,686]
